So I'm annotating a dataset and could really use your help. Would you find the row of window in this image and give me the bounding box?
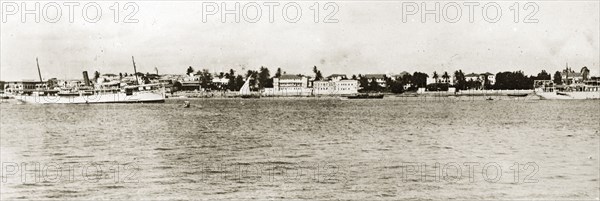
[5,84,46,89]
[315,87,357,91]
[337,83,355,86]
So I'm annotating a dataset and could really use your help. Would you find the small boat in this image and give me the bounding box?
[183,101,190,108]
[346,93,384,99]
[486,97,494,101]
[507,93,528,97]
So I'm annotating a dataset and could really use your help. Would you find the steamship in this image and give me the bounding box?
[533,66,600,100]
[13,57,165,104]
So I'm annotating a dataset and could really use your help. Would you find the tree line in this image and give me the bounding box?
[170,65,564,93]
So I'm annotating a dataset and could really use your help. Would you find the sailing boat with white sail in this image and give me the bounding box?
[239,77,259,98]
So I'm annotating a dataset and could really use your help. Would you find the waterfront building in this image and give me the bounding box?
[463,72,495,87]
[561,66,589,85]
[391,71,411,81]
[481,72,495,85]
[312,79,359,95]
[313,80,334,95]
[363,74,387,87]
[464,73,481,82]
[178,73,202,91]
[4,80,47,94]
[334,80,359,94]
[268,74,311,96]
[180,81,201,91]
[212,77,230,89]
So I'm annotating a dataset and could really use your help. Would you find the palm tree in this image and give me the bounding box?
[432,71,439,83]
[275,68,282,78]
[312,66,323,80]
[442,71,450,83]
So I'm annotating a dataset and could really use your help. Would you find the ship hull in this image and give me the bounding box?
[535,91,600,100]
[14,92,165,104]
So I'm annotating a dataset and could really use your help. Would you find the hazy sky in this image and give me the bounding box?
[1,1,599,81]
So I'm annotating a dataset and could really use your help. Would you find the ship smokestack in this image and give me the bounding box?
[82,71,91,86]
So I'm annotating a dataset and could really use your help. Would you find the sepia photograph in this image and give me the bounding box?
[0,0,599,200]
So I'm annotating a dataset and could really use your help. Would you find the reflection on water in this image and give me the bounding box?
[1,99,599,200]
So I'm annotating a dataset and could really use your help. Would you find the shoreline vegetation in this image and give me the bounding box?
[157,66,586,95]
[2,62,595,100]
[165,67,555,94]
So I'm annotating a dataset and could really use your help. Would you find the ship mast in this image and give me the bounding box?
[132,56,139,85]
[36,57,42,82]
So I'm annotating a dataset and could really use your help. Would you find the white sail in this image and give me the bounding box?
[239,78,251,95]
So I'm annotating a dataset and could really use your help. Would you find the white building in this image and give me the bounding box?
[269,74,311,96]
[313,79,358,95]
[481,72,495,85]
[212,77,229,85]
[4,81,47,94]
[391,71,411,81]
[334,80,359,94]
[463,72,495,88]
[464,73,481,82]
[561,67,587,85]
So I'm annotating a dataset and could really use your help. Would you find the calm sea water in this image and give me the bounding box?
[1,98,599,200]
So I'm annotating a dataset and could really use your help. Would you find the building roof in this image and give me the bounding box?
[313,80,330,83]
[481,72,494,76]
[465,73,480,77]
[5,80,46,83]
[363,74,386,79]
[279,74,303,79]
[563,72,583,77]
